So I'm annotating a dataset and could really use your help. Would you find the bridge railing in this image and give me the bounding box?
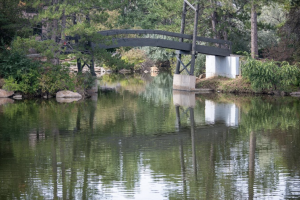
[98,29,231,50]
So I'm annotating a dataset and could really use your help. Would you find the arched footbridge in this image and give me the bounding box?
[66,28,231,77]
[90,29,231,57]
[64,0,231,80]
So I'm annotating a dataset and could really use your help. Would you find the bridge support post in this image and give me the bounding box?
[176,1,200,76]
[175,1,187,74]
[190,3,200,75]
[173,74,196,91]
[173,1,199,91]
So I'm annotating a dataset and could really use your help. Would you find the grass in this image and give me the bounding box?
[196,76,266,93]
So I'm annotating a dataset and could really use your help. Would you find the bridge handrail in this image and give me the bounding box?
[98,29,231,47]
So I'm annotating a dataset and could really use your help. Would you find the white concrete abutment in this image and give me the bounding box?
[205,55,240,79]
[173,74,197,91]
[172,55,240,91]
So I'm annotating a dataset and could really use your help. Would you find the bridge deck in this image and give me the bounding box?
[94,38,230,57]
[68,29,231,57]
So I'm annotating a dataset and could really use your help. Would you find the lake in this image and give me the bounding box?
[0,73,300,199]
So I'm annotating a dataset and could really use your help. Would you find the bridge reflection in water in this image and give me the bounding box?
[205,100,239,127]
[173,91,239,129]
[173,91,255,199]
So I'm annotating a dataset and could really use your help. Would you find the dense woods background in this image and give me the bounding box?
[0,0,300,94]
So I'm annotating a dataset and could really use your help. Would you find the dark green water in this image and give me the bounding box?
[1,73,300,200]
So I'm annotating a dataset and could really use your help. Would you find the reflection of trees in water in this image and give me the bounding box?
[237,97,300,198]
[99,72,173,104]
[100,73,148,93]
[0,96,300,199]
[239,97,299,132]
[140,73,173,104]
[95,89,178,136]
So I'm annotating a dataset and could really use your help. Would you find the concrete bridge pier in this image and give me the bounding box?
[173,50,197,91]
[173,75,197,91]
[206,55,240,79]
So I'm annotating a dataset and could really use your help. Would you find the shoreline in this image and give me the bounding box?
[196,76,300,96]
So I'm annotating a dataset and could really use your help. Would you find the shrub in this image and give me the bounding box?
[2,77,19,92]
[121,48,146,70]
[39,65,95,96]
[242,56,300,91]
[3,69,40,94]
[76,72,96,90]
[38,64,76,95]
[1,50,96,96]
[0,50,41,82]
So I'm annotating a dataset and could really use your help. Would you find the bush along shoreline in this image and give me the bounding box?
[196,56,300,96]
[0,51,96,100]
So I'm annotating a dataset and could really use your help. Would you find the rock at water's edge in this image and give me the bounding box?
[0,98,14,105]
[43,95,53,99]
[56,97,81,103]
[13,95,22,100]
[291,92,300,97]
[56,90,82,98]
[0,89,14,98]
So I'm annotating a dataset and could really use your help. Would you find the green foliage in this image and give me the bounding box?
[2,76,20,92]
[242,55,300,91]
[94,49,132,71]
[39,65,95,95]
[195,54,206,76]
[76,72,97,90]
[117,0,162,29]
[280,61,300,86]
[11,36,59,60]
[0,50,95,95]
[0,50,41,81]
[0,0,29,47]
[121,48,146,70]
[100,74,122,84]
[3,69,40,95]
[61,62,71,67]
[13,69,39,94]
[38,65,76,95]
[142,46,175,62]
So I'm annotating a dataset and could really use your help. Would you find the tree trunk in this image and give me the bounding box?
[73,14,82,73]
[251,3,258,59]
[86,14,96,76]
[60,9,66,45]
[51,0,58,42]
[90,55,96,76]
[51,0,59,65]
[210,0,219,40]
[51,20,58,42]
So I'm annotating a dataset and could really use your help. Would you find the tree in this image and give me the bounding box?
[14,0,131,73]
[251,0,258,58]
[281,0,300,62]
[0,0,29,49]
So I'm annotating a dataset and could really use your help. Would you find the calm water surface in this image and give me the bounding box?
[0,73,300,200]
